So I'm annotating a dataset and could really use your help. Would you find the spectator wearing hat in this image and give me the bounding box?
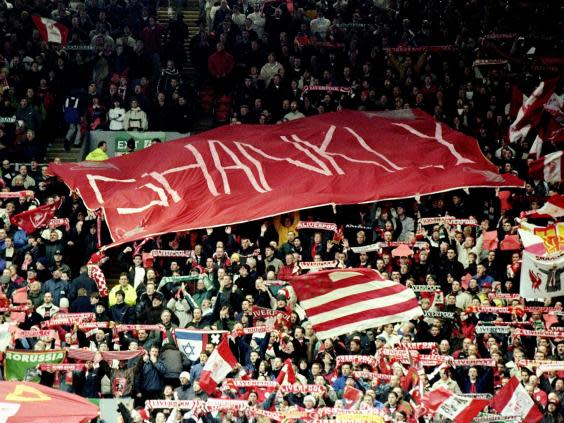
[174,371,191,400]
[50,250,71,275]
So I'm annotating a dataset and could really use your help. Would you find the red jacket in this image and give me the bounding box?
[208,50,235,78]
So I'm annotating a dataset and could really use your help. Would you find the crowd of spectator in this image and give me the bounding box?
[0,0,562,422]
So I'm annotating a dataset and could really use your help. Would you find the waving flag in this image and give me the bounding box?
[420,388,488,422]
[31,16,68,44]
[490,376,543,423]
[10,198,63,234]
[291,268,422,339]
[528,151,563,183]
[175,329,227,361]
[199,337,238,394]
[521,195,564,219]
[509,78,559,143]
[48,110,523,247]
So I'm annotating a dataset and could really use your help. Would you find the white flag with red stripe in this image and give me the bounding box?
[490,376,543,423]
[276,358,296,385]
[291,268,422,339]
[31,15,68,44]
[420,388,488,423]
[509,78,559,143]
[199,337,237,394]
[521,194,564,219]
[528,151,563,183]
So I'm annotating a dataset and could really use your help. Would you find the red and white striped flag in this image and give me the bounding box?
[31,16,68,44]
[199,337,238,394]
[521,194,564,219]
[276,358,296,385]
[528,151,563,183]
[490,377,543,423]
[509,78,559,143]
[291,268,422,339]
[420,388,489,422]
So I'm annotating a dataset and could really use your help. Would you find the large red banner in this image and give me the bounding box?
[49,110,523,246]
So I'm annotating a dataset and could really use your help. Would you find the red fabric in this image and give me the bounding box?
[10,198,62,234]
[483,231,499,250]
[12,288,28,304]
[208,50,235,78]
[420,387,488,423]
[31,15,68,44]
[500,235,521,251]
[528,151,563,183]
[48,110,523,247]
[277,264,296,281]
[343,386,363,409]
[490,377,543,423]
[0,381,98,422]
[199,337,238,394]
[276,358,296,385]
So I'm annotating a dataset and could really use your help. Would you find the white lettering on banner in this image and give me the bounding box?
[343,127,403,171]
[280,136,334,175]
[208,140,270,194]
[83,124,480,216]
[392,122,475,166]
[86,175,136,204]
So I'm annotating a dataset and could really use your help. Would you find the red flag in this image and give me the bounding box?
[10,198,63,234]
[12,287,28,304]
[31,16,68,44]
[500,235,521,251]
[291,268,422,339]
[420,387,488,423]
[276,358,296,385]
[332,225,344,243]
[48,110,523,247]
[343,386,363,409]
[483,231,499,250]
[490,376,543,423]
[0,381,98,422]
[528,151,563,183]
[199,337,238,394]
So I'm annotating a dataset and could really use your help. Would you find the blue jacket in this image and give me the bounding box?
[42,278,70,306]
[140,360,166,393]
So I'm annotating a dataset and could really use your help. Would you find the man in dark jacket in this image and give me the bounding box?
[72,356,108,398]
[69,266,98,303]
[136,346,167,400]
[110,291,136,324]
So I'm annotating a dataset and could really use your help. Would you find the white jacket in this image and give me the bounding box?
[123,107,148,131]
[108,107,125,131]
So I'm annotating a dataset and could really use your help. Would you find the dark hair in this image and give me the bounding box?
[97,141,107,148]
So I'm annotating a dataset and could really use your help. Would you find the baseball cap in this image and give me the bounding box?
[54,250,62,255]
